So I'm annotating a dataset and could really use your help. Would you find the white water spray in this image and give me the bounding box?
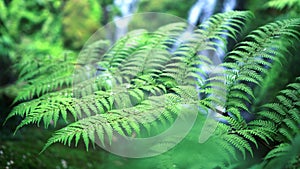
[113,0,139,41]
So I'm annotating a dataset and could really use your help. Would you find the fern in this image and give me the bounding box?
[258,79,300,142]
[265,0,300,10]
[262,134,300,169]
[5,10,300,167]
[217,77,300,163]
[224,18,300,117]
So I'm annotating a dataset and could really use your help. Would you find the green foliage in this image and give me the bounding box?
[138,0,197,19]
[0,0,64,60]
[6,10,300,168]
[265,0,300,11]
[62,0,102,50]
[263,0,300,25]
[0,0,65,103]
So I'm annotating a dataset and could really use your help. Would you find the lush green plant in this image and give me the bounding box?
[0,0,64,60]
[6,11,300,168]
[265,0,300,11]
[0,0,67,131]
[62,0,102,50]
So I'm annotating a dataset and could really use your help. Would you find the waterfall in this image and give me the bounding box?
[187,0,217,26]
[187,0,205,26]
[186,0,237,143]
[222,0,237,12]
[187,0,237,28]
[113,0,139,41]
[215,0,237,60]
[186,0,237,60]
[199,0,217,23]
[184,0,238,93]
[172,0,217,52]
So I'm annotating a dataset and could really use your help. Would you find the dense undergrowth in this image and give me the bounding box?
[3,10,300,169]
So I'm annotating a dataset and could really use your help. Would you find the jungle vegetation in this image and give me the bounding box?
[1,0,300,169]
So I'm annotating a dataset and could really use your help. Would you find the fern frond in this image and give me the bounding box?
[222,134,253,159]
[265,0,300,10]
[41,94,184,151]
[264,143,290,160]
[199,11,253,47]
[161,11,252,89]
[224,18,300,121]
[256,78,300,143]
[6,11,300,165]
[13,54,76,103]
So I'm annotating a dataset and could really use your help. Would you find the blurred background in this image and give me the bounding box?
[1,0,300,168]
